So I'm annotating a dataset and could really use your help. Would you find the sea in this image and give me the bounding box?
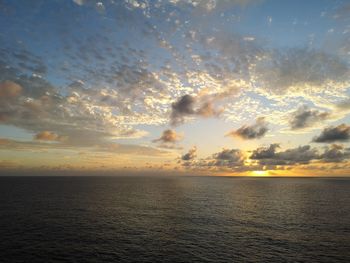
[0,176,349,262]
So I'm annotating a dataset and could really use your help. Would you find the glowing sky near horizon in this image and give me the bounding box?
[0,0,350,176]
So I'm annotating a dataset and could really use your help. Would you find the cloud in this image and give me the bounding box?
[72,0,84,5]
[320,144,350,163]
[226,117,268,140]
[268,145,318,165]
[181,142,350,173]
[0,138,11,145]
[99,143,168,156]
[171,95,196,119]
[34,131,66,142]
[332,2,350,21]
[0,160,18,169]
[0,63,152,147]
[183,148,248,172]
[0,81,22,98]
[153,129,183,149]
[0,136,167,156]
[251,143,350,166]
[336,98,350,110]
[153,129,182,144]
[212,148,245,167]
[170,94,221,125]
[167,0,261,12]
[250,144,319,165]
[313,124,350,143]
[95,2,105,13]
[289,106,330,130]
[181,146,197,160]
[196,101,220,117]
[250,143,279,159]
[2,0,350,173]
[254,48,349,95]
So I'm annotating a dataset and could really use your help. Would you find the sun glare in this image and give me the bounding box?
[251,170,269,176]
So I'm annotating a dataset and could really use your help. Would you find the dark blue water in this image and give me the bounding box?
[0,176,349,262]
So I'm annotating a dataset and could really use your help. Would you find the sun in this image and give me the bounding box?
[251,170,269,176]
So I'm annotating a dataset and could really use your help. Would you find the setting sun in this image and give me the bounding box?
[251,170,269,176]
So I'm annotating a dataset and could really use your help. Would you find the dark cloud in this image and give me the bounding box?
[272,145,319,165]
[289,106,330,129]
[226,117,268,140]
[213,148,245,167]
[251,144,319,165]
[320,144,350,163]
[250,143,279,159]
[180,148,249,172]
[170,95,221,125]
[171,95,196,121]
[251,143,350,166]
[181,146,197,161]
[181,142,350,173]
[312,124,350,143]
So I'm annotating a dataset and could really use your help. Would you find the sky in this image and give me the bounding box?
[0,0,350,176]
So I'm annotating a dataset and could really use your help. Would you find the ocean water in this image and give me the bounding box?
[0,176,349,262]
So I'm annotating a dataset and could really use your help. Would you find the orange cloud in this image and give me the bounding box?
[0,138,11,145]
[153,129,182,143]
[34,131,66,142]
[0,81,22,98]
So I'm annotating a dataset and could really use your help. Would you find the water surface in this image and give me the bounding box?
[0,176,349,262]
